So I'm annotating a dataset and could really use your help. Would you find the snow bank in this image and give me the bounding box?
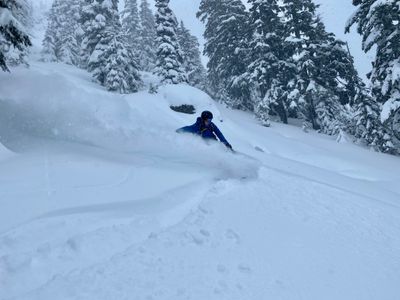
[0,62,259,180]
[159,84,216,114]
[0,63,134,148]
[0,142,14,161]
[0,64,216,149]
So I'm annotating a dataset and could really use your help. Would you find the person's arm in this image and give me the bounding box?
[176,118,202,134]
[212,124,232,149]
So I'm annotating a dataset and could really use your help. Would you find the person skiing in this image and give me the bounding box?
[177,110,233,150]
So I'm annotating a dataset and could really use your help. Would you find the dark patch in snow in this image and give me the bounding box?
[170,104,196,115]
[254,146,265,153]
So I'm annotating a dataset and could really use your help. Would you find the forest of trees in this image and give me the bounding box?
[198,0,400,154]
[1,0,399,155]
[39,0,205,92]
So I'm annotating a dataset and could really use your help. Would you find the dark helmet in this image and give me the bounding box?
[201,110,213,120]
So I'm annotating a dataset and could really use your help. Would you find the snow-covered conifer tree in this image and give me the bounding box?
[346,0,400,153]
[13,0,31,28]
[62,0,82,65]
[177,21,206,89]
[312,36,366,135]
[154,0,187,84]
[281,0,359,133]
[197,0,250,109]
[248,0,291,124]
[280,0,323,129]
[42,0,81,65]
[100,32,141,93]
[351,81,389,152]
[86,0,141,93]
[41,1,59,62]
[0,0,31,71]
[80,0,117,68]
[138,0,156,71]
[344,45,398,153]
[121,0,140,53]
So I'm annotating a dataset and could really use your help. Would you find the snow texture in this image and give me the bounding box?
[1,60,400,300]
[0,141,14,161]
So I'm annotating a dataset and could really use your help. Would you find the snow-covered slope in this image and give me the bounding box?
[0,1,399,299]
[1,60,400,299]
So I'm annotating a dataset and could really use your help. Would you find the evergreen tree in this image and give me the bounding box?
[121,0,140,53]
[346,0,400,153]
[177,21,206,89]
[60,0,82,65]
[314,89,350,136]
[41,1,59,62]
[197,0,251,109]
[13,0,32,28]
[247,0,292,124]
[281,0,359,133]
[281,0,324,129]
[0,0,31,71]
[86,0,141,93]
[312,36,364,134]
[138,0,156,71]
[337,46,378,140]
[98,32,141,93]
[42,0,81,65]
[154,0,187,84]
[351,81,389,152]
[88,27,114,86]
[80,0,119,68]
[346,0,400,106]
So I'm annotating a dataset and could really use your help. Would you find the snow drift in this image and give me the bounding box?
[0,141,14,162]
[0,62,259,180]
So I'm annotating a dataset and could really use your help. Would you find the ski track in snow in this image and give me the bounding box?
[0,172,255,299]
[1,136,400,300]
[259,154,400,210]
[2,163,399,300]
[0,130,261,300]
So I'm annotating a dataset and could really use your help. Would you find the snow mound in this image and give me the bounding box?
[0,63,219,150]
[0,63,133,150]
[158,84,217,116]
[0,142,14,161]
[0,62,259,180]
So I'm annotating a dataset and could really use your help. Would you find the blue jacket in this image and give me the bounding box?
[177,117,231,147]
